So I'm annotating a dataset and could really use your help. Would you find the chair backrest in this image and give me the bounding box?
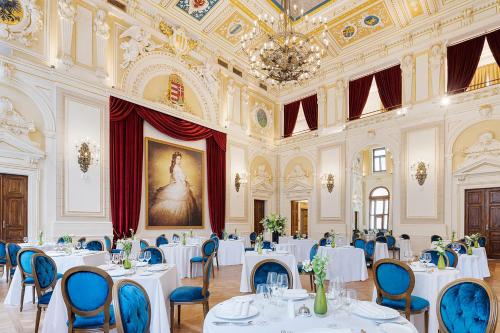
[365,240,375,258]
[262,241,271,250]
[86,240,104,251]
[143,246,164,264]
[386,235,396,248]
[437,278,498,333]
[249,232,257,242]
[57,237,65,244]
[446,242,467,254]
[354,238,366,250]
[373,259,415,317]
[77,237,86,243]
[155,236,168,247]
[376,231,385,237]
[139,239,149,250]
[478,236,487,248]
[323,232,331,238]
[6,243,21,267]
[201,239,216,257]
[113,279,151,333]
[444,248,458,268]
[104,236,112,252]
[32,253,58,298]
[0,240,6,259]
[423,249,448,266]
[250,259,293,292]
[401,234,410,240]
[431,235,442,242]
[319,238,327,246]
[210,233,217,238]
[212,236,219,252]
[376,236,387,243]
[201,255,214,298]
[172,234,180,242]
[352,232,361,244]
[18,247,44,278]
[62,266,113,328]
[309,244,319,261]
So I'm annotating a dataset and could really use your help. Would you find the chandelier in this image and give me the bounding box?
[240,0,329,87]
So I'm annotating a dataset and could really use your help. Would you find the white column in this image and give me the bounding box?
[334,79,347,125]
[429,43,444,98]
[94,9,110,80]
[401,54,414,105]
[58,0,76,69]
[225,79,234,128]
[242,86,250,134]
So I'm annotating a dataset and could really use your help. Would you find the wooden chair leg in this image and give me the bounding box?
[212,262,215,279]
[35,307,41,333]
[216,253,219,270]
[203,301,209,318]
[190,262,193,278]
[424,309,429,333]
[32,285,35,304]
[309,274,313,291]
[20,284,25,312]
[170,303,175,333]
[177,305,181,325]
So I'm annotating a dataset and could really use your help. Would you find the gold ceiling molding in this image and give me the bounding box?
[229,0,274,34]
[214,11,254,45]
[264,0,337,25]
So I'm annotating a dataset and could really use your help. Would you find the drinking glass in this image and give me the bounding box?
[75,242,81,251]
[255,284,269,310]
[111,253,120,265]
[138,252,145,264]
[144,251,152,265]
[266,272,278,286]
[23,237,28,244]
[424,253,432,267]
[277,273,289,297]
[81,242,87,250]
[344,289,357,316]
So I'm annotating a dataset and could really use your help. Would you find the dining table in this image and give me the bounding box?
[204,295,418,333]
[41,264,180,333]
[217,239,245,266]
[374,242,389,262]
[159,243,202,278]
[317,246,369,282]
[4,250,108,306]
[278,238,317,262]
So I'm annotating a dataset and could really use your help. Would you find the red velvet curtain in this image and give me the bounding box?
[109,96,226,239]
[486,29,500,68]
[301,94,318,131]
[375,65,402,111]
[349,74,373,120]
[283,100,301,137]
[447,35,485,94]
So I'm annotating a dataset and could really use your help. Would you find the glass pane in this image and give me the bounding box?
[384,200,389,214]
[376,217,382,229]
[370,216,374,229]
[374,148,385,157]
[371,187,389,197]
[370,201,375,214]
[376,200,384,214]
[380,157,386,171]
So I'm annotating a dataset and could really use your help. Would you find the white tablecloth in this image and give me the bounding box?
[217,240,245,266]
[240,251,301,292]
[397,238,412,260]
[4,250,108,306]
[159,244,202,278]
[373,267,460,333]
[116,239,141,257]
[457,254,487,279]
[278,238,317,262]
[41,266,180,333]
[204,297,418,333]
[317,246,368,282]
[374,242,389,262]
[472,247,490,278]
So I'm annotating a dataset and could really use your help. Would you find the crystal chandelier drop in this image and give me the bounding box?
[240,0,329,87]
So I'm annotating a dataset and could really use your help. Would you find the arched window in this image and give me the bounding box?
[369,187,390,230]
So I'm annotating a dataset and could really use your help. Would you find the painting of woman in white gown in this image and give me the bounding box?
[146,138,203,228]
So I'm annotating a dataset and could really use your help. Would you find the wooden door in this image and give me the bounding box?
[254,200,265,234]
[1,174,28,243]
[465,187,500,258]
[290,201,299,235]
[300,208,308,235]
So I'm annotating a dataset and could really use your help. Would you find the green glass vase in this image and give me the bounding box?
[467,246,473,255]
[474,240,479,248]
[437,254,446,270]
[314,283,328,316]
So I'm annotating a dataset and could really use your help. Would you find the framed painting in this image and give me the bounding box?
[145,137,204,229]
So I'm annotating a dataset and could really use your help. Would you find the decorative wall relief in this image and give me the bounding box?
[120,26,160,68]
[286,164,312,194]
[0,0,42,46]
[252,164,273,193]
[58,0,76,68]
[159,21,198,57]
[0,96,36,142]
[401,54,414,104]
[463,132,500,160]
[251,103,273,135]
[176,0,221,21]
[94,9,110,79]
[429,43,443,97]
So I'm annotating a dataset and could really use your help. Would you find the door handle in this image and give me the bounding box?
[2,220,5,228]
[485,224,489,231]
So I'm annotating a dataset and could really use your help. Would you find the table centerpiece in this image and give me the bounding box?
[261,214,286,243]
[302,255,329,316]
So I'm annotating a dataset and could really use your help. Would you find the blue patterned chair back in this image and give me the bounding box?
[0,240,6,260]
[18,247,43,277]
[62,266,113,324]
[139,239,149,250]
[7,243,21,267]
[444,249,458,268]
[423,249,448,266]
[202,255,214,298]
[446,242,467,254]
[309,244,319,261]
[210,233,217,239]
[32,253,58,292]
[354,238,366,250]
[365,240,375,257]
[155,236,168,247]
[250,259,293,292]
[386,235,396,248]
[437,278,498,333]
[143,247,164,264]
[262,241,271,249]
[401,234,410,240]
[77,237,86,243]
[376,231,385,237]
[113,280,151,333]
[374,259,414,297]
[352,232,361,244]
[172,234,180,242]
[431,235,442,242]
[478,236,486,248]
[104,236,112,252]
[86,240,104,251]
[376,236,387,243]
[249,232,257,242]
[201,239,216,257]
[57,237,65,244]
[211,236,219,251]
[319,238,327,246]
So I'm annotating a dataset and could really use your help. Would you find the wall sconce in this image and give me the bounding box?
[321,173,335,193]
[75,138,99,174]
[234,172,247,192]
[411,161,429,186]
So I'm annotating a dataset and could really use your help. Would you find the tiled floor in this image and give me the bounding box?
[0,260,498,332]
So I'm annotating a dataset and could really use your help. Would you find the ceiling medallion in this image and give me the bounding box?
[240,0,329,88]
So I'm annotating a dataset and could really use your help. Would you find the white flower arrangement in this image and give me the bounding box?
[302,255,329,286]
[260,214,286,234]
[432,239,446,255]
[116,238,132,256]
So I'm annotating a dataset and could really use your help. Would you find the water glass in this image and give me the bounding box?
[23,237,28,244]
[424,253,432,267]
[144,251,152,265]
[255,284,269,309]
[75,242,81,251]
[344,289,357,315]
[81,242,87,250]
[277,273,289,297]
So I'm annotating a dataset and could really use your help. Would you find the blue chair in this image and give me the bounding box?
[104,236,112,252]
[249,232,257,246]
[376,236,387,243]
[210,233,217,238]
[17,247,43,311]
[365,240,375,266]
[319,238,327,246]
[86,240,104,251]
[32,253,58,333]
[190,239,216,278]
[6,243,21,284]
[61,266,115,332]
[446,242,467,255]
[386,235,400,259]
[478,236,487,248]
[323,232,331,238]
[298,244,319,291]
[139,239,149,250]
[156,236,168,247]
[0,240,6,279]
[431,235,442,242]
[444,249,458,268]
[142,246,164,264]
[57,237,66,244]
[113,279,151,333]
[172,234,180,243]
[211,236,220,271]
[374,259,429,331]
[354,238,366,250]
[170,255,213,333]
[352,232,361,245]
[228,234,238,240]
[401,234,410,240]
[250,259,293,292]
[262,241,272,250]
[423,249,448,266]
[376,231,385,237]
[77,237,87,243]
[437,278,497,333]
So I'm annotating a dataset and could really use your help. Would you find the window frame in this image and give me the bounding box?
[372,147,387,173]
[369,186,390,230]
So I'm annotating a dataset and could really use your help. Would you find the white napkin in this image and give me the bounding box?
[378,323,413,333]
[283,289,308,296]
[353,301,399,320]
[216,299,252,318]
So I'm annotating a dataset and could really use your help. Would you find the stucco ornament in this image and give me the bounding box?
[120,26,160,68]
[0,0,43,46]
[464,132,500,160]
[0,96,36,142]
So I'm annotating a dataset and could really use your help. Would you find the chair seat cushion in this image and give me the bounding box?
[111,249,121,254]
[0,258,6,264]
[70,305,116,329]
[23,277,34,284]
[381,295,430,311]
[190,256,207,263]
[170,286,208,302]
[38,291,53,305]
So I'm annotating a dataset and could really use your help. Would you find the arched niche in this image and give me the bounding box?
[250,155,273,196]
[283,156,314,195]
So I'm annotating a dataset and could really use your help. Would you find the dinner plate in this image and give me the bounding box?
[352,301,400,320]
[47,251,67,257]
[214,304,259,320]
[108,269,127,277]
[148,264,169,272]
[282,293,309,301]
[134,261,147,267]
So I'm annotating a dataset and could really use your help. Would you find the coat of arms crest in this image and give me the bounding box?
[167,74,185,106]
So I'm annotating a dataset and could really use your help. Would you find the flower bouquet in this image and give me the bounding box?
[431,239,446,269]
[255,234,263,254]
[116,238,133,269]
[464,235,474,255]
[469,233,481,248]
[261,214,286,243]
[303,255,329,316]
[329,229,337,248]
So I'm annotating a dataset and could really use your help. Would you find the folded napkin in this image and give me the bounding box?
[378,322,413,333]
[353,301,399,320]
[283,289,308,295]
[216,299,252,318]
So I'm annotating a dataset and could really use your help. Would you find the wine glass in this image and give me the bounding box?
[138,252,145,265]
[344,289,357,316]
[111,253,120,266]
[23,237,28,244]
[81,241,87,251]
[424,253,432,270]
[144,251,152,266]
[277,273,289,297]
[255,284,269,310]
[75,242,81,251]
